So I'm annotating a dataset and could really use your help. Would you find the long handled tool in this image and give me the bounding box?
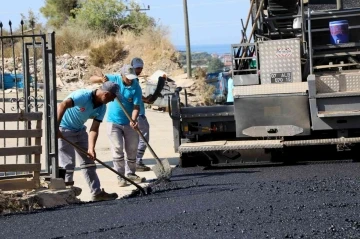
[60,136,146,195]
[115,97,172,180]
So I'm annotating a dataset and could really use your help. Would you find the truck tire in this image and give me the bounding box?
[270,148,297,165]
[351,144,360,162]
[179,153,197,168]
[196,154,211,167]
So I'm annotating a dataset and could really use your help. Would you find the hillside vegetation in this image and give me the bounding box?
[2,0,219,105]
[4,0,180,76]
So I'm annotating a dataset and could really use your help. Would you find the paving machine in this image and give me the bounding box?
[168,0,360,167]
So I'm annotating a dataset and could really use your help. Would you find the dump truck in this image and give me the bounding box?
[167,0,360,167]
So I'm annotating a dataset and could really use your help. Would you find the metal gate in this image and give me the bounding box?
[0,20,58,181]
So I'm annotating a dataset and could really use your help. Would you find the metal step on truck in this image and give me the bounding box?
[167,0,360,167]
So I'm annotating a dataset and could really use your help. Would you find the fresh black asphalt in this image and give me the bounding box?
[1,161,360,239]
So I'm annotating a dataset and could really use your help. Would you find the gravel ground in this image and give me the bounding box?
[1,161,360,239]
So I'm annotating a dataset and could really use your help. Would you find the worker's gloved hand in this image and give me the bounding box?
[130,121,138,130]
[87,148,96,160]
[143,94,155,104]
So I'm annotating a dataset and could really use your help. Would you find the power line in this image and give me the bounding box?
[125,5,150,11]
[151,0,242,9]
[169,21,242,28]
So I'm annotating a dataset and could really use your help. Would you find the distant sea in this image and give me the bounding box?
[175,44,232,55]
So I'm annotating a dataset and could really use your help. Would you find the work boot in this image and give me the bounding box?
[65,181,74,186]
[127,173,146,183]
[136,163,151,172]
[118,178,128,187]
[71,186,82,197]
[92,189,118,201]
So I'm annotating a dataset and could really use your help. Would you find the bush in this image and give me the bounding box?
[89,37,125,67]
[198,78,216,106]
[207,57,224,73]
[193,68,215,106]
[194,67,206,79]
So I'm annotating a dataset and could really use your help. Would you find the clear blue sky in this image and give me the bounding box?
[0,0,249,46]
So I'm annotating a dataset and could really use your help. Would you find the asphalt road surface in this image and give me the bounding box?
[1,161,360,239]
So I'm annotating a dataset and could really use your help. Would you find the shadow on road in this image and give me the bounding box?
[169,169,259,182]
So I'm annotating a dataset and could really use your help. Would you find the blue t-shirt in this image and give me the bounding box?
[137,79,145,116]
[60,89,106,131]
[106,74,142,125]
[227,77,234,103]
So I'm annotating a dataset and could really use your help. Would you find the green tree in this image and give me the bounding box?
[207,58,225,73]
[40,0,78,28]
[123,1,155,34]
[20,10,42,31]
[70,0,126,33]
[70,0,154,34]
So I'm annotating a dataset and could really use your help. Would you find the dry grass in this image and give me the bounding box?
[82,24,179,73]
[194,67,207,79]
[55,23,102,56]
[120,25,176,63]
[193,67,215,106]
[1,24,100,58]
[2,36,43,59]
[88,37,125,67]
[2,23,180,74]
[170,68,184,77]
[198,79,216,106]
[2,45,21,59]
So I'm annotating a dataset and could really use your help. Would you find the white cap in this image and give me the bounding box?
[131,57,144,69]
[121,65,138,80]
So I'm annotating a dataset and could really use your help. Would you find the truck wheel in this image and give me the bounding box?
[351,144,360,162]
[270,149,285,162]
[270,148,297,165]
[179,153,197,168]
[196,154,211,167]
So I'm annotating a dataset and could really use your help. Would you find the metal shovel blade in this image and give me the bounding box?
[151,158,172,180]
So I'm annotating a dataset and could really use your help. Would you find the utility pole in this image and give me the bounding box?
[183,0,192,78]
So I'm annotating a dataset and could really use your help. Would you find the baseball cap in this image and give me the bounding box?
[101,81,119,96]
[131,57,144,69]
[121,65,138,80]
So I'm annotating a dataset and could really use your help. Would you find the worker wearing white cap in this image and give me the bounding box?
[127,57,153,172]
[90,65,146,187]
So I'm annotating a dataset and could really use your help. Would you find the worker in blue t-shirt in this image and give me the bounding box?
[57,81,119,201]
[226,76,234,104]
[90,65,146,187]
[128,57,155,173]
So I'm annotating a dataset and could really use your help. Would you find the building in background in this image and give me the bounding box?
[220,53,232,67]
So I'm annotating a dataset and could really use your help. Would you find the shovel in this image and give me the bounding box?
[60,136,146,195]
[115,97,172,180]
